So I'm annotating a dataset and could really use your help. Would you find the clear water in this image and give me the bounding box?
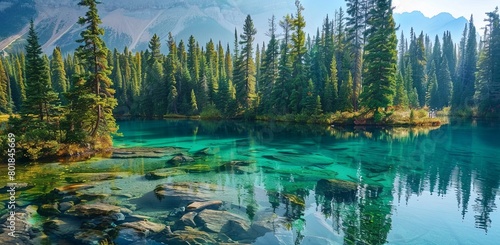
[1,119,499,244]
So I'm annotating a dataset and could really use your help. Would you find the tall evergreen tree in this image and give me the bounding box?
[346,0,367,111]
[260,15,280,114]
[23,20,58,122]
[476,8,500,116]
[361,0,397,113]
[50,47,68,99]
[453,16,477,111]
[290,0,307,114]
[235,15,257,110]
[72,0,117,140]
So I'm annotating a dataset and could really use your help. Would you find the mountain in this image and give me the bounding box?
[394,11,468,42]
[0,1,467,55]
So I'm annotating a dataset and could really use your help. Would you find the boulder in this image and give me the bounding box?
[154,226,217,245]
[196,209,249,234]
[73,229,112,245]
[166,153,194,166]
[58,201,74,212]
[121,220,166,233]
[173,211,198,230]
[42,218,80,237]
[37,203,61,217]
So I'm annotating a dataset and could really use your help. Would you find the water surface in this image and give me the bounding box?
[1,119,499,244]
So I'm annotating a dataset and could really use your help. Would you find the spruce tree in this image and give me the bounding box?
[361,0,397,113]
[290,0,307,114]
[235,15,257,110]
[260,15,280,114]
[339,71,354,111]
[23,20,58,122]
[393,71,409,108]
[453,16,477,111]
[72,0,117,140]
[50,47,68,100]
[476,8,500,116]
[273,14,293,115]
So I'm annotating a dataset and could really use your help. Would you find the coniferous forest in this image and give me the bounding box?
[1,0,499,160]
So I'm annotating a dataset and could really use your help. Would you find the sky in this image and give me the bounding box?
[392,0,499,28]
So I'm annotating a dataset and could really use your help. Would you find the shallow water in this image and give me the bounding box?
[1,119,500,244]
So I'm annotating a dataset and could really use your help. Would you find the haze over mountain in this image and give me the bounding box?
[0,0,468,54]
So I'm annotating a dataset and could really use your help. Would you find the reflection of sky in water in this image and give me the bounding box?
[1,119,499,244]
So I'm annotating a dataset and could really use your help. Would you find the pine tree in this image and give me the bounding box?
[72,0,117,140]
[476,8,500,116]
[453,16,477,111]
[235,15,257,110]
[409,32,427,107]
[393,71,409,108]
[339,71,354,111]
[166,32,179,114]
[346,0,367,111]
[290,0,307,114]
[323,57,339,112]
[50,47,68,101]
[361,0,397,112]
[437,56,452,108]
[190,89,198,115]
[273,14,293,115]
[23,20,58,122]
[260,15,280,114]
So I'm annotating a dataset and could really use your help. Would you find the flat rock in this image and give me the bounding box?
[186,200,223,211]
[67,203,121,217]
[145,168,186,180]
[58,201,74,212]
[64,172,128,183]
[55,183,94,193]
[121,220,166,233]
[112,147,181,159]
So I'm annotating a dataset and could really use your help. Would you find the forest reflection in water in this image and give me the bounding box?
[1,119,498,244]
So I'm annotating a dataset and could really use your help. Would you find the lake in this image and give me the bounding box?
[1,119,499,244]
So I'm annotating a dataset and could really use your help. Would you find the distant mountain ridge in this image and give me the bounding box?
[394,11,468,42]
[0,0,468,54]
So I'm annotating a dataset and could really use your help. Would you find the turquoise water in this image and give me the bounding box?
[2,119,499,244]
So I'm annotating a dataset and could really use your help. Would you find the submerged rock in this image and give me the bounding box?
[196,209,249,234]
[167,153,195,166]
[154,226,217,245]
[174,212,198,229]
[121,220,166,233]
[67,203,122,217]
[37,203,61,217]
[64,172,127,183]
[112,147,181,158]
[55,183,94,194]
[0,207,40,245]
[186,200,223,212]
[73,229,112,245]
[145,168,186,180]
